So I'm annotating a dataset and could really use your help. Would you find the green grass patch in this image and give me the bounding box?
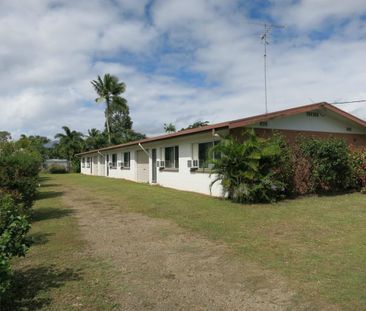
[55,173,366,310]
[1,176,123,311]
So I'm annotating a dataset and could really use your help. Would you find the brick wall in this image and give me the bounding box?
[230,127,366,150]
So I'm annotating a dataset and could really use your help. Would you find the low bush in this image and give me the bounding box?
[0,142,42,210]
[0,195,31,296]
[292,148,314,195]
[211,131,366,203]
[0,141,40,298]
[349,149,366,190]
[298,137,353,193]
[48,164,68,174]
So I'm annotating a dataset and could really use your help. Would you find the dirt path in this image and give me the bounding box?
[62,186,303,311]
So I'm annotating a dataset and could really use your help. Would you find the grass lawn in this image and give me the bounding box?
[2,176,123,311]
[4,173,366,310]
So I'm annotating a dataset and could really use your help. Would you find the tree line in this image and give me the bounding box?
[1,74,211,173]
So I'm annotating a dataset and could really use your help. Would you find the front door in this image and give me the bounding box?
[136,150,149,183]
[152,149,157,183]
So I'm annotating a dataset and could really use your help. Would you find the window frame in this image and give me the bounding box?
[123,151,130,169]
[111,153,117,169]
[198,141,220,170]
[164,145,179,170]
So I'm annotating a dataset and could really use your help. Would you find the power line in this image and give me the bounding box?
[332,99,366,105]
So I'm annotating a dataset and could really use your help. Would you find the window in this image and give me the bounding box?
[86,157,91,168]
[82,157,85,168]
[165,146,179,169]
[111,154,117,169]
[123,152,130,168]
[198,141,220,169]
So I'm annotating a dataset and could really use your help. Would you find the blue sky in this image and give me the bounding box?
[0,0,365,138]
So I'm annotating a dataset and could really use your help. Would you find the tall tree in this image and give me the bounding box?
[91,74,126,144]
[109,96,133,136]
[164,123,176,133]
[181,121,209,131]
[0,131,11,143]
[54,126,84,162]
[85,128,108,150]
[16,135,50,160]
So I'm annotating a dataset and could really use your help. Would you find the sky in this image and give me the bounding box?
[0,0,366,139]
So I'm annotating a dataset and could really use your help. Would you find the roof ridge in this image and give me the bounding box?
[77,101,366,156]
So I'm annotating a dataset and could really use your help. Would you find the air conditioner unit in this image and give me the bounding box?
[159,160,165,168]
[192,159,199,168]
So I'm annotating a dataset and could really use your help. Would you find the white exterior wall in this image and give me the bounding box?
[80,131,225,197]
[80,108,366,197]
[146,135,223,196]
[252,110,366,134]
[104,148,138,182]
[81,156,92,175]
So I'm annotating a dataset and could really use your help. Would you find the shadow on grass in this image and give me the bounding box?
[36,191,64,200]
[0,265,82,311]
[31,207,73,222]
[38,176,51,182]
[39,183,61,188]
[28,232,55,246]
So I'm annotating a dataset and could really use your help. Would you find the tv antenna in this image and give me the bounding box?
[252,22,286,113]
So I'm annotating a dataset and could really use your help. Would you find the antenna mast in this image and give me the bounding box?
[258,23,285,113]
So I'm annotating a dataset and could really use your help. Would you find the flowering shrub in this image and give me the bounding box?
[210,132,366,202]
[349,149,366,192]
[297,137,353,193]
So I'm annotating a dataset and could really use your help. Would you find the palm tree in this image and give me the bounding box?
[91,74,126,144]
[86,128,107,150]
[54,126,84,161]
[164,123,176,133]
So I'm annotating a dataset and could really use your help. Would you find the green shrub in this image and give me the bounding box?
[349,149,366,190]
[0,142,42,209]
[298,137,353,193]
[210,132,364,202]
[210,130,293,203]
[292,148,314,195]
[0,195,31,296]
[71,158,81,173]
[48,164,68,174]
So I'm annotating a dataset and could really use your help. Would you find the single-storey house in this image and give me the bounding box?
[78,102,366,196]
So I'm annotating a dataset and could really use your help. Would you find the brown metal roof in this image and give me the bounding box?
[77,102,366,156]
[77,121,229,155]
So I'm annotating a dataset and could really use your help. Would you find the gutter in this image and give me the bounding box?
[138,143,149,156]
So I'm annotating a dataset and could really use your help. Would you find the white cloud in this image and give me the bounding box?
[0,0,365,139]
[270,0,366,30]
